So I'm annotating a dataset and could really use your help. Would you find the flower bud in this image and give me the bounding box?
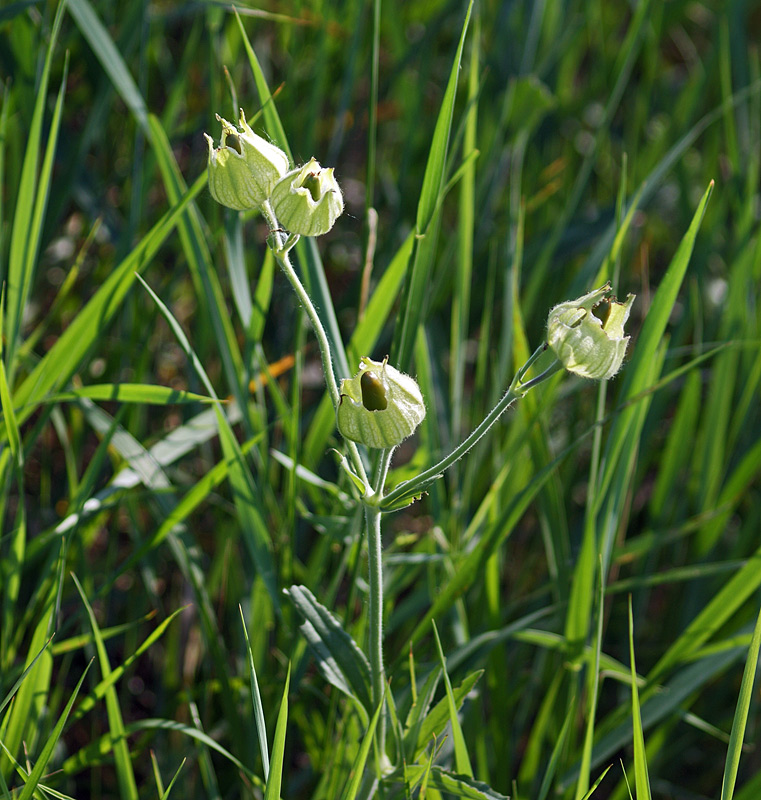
[337,357,425,449]
[270,157,344,236]
[205,109,289,211]
[547,283,635,380]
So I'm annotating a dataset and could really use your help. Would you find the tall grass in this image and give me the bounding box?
[1,1,760,798]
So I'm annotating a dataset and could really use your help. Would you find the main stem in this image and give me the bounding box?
[364,499,386,756]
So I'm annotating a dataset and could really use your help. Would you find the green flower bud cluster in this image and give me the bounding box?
[205,110,343,236]
[547,283,635,380]
[337,357,426,449]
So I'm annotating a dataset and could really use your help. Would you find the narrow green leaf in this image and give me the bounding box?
[5,1,65,373]
[263,664,290,800]
[432,622,473,778]
[72,574,138,800]
[159,758,187,800]
[40,384,214,406]
[66,0,149,132]
[69,606,188,725]
[629,599,652,800]
[240,606,270,781]
[595,181,713,509]
[393,1,474,369]
[0,358,21,467]
[287,584,372,715]
[341,696,384,800]
[9,175,206,434]
[17,659,92,800]
[389,765,509,799]
[405,670,482,763]
[720,606,761,800]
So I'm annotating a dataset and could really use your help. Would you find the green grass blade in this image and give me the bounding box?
[69,606,187,725]
[574,562,606,800]
[536,696,575,800]
[393,0,474,369]
[65,0,149,133]
[263,664,290,800]
[148,114,247,410]
[432,621,473,778]
[9,175,206,432]
[594,181,714,510]
[40,384,214,406]
[137,274,279,609]
[720,606,761,800]
[341,695,384,800]
[405,670,482,763]
[0,358,21,468]
[17,658,92,800]
[240,606,270,780]
[159,758,187,800]
[71,573,138,800]
[628,598,651,800]
[0,576,55,780]
[5,2,65,374]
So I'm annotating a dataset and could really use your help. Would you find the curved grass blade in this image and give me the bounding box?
[66,0,149,133]
[137,274,279,609]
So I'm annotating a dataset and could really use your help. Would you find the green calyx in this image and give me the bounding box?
[547,283,636,380]
[337,357,425,449]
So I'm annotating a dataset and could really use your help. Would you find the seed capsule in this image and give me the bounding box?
[547,283,635,380]
[337,357,425,449]
[361,371,388,411]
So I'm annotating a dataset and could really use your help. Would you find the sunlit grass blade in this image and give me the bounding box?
[137,273,279,609]
[341,694,384,800]
[69,606,187,725]
[71,573,138,800]
[0,578,55,780]
[263,664,290,800]
[574,561,606,800]
[393,0,474,370]
[628,598,651,800]
[5,0,65,373]
[66,0,149,133]
[16,658,92,800]
[9,174,206,433]
[240,605,270,780]
[720,606,761,800]
[432,621,473,778]
[595,181,714,509]
[159,758,186,800]
[40,384,214,406]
